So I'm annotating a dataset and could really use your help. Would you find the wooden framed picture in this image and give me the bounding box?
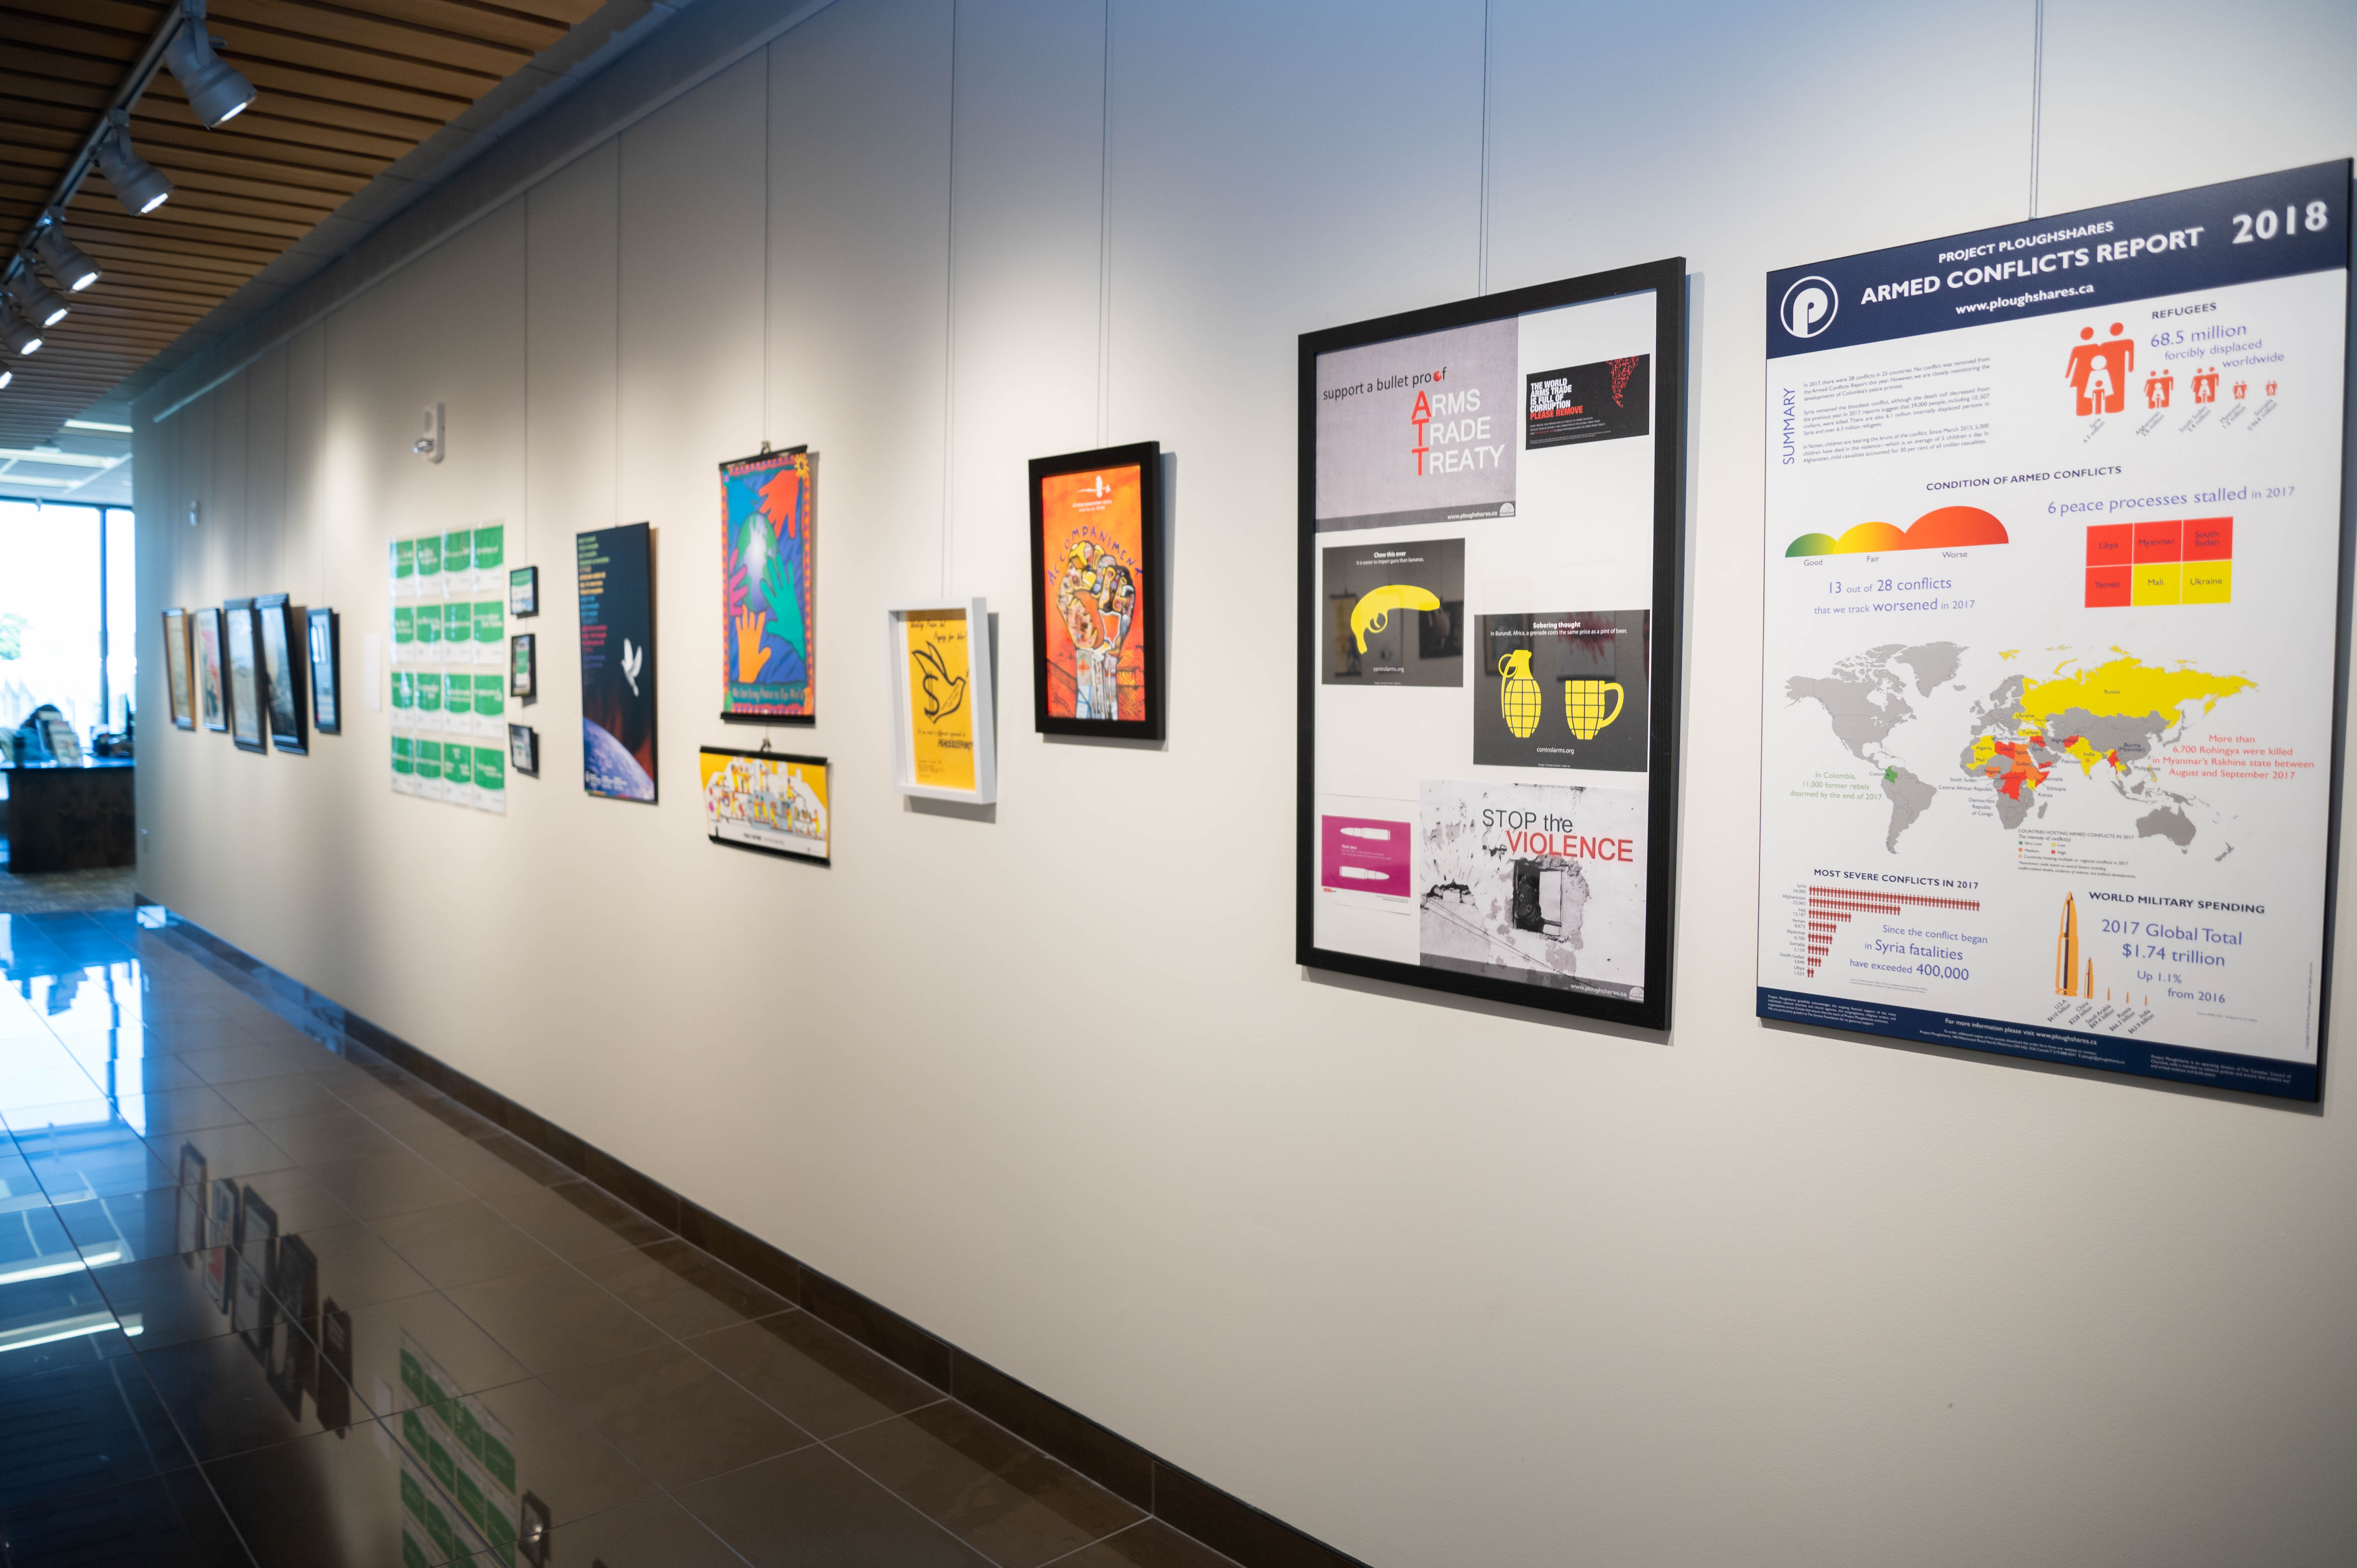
[887,598,995,803]
[510,632,536,700]
[1028,441,1164,740]
[194,607,226,732]
[306,608,340,735]
[163,608,194,729]
[223,599,265,754]
[256,594,306,755]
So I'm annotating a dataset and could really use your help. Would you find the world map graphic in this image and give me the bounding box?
[1786,643,2253,853]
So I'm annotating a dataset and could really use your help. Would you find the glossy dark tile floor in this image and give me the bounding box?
[0,910,1241,1568]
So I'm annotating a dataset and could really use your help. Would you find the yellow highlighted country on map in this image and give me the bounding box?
[2019,654,2253,730]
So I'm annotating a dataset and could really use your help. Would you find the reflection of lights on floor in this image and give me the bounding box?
[0,1310,128,1354]
[0,1248,112,1285]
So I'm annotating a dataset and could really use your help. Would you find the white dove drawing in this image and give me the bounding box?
[622,637,644,696]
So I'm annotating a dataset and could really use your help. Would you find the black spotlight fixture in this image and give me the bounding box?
[0,300,43,358]
[95,113,173,216]
[163,0,258,129]
[31,222,101,293]
[5,272,69,330]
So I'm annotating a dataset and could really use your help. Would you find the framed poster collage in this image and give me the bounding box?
[1297,259,1688,1031]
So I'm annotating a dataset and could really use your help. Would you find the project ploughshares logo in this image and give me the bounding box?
[1780,275,1839,339]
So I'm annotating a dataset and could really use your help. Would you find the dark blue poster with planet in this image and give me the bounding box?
[578,522,656,802]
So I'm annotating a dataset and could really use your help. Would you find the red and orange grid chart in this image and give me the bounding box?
[1757,161,2351,1100]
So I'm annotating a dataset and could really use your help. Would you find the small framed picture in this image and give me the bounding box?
[307,608,340,735]
[163,609,194,729]
[1028,441,1164,740]
[256,594,306,755]
[510,565,538,617]
[699,746,829,863]
[223,599,266,754]
[195,607,226,731]
[508,723,539,777]
[510,633,536,700]
[887,598,996,803]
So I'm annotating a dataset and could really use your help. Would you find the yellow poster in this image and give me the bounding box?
[698,747,829,862]
[904,609,975,791]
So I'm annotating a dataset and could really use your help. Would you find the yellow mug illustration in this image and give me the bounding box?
[1349,583,1441,654]
[1498,649,1542,738]
[1563,679,1624,740]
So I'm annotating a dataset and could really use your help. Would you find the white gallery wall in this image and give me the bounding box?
[131,0,2357,1562]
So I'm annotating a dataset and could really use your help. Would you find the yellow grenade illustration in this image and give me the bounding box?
[1498,649,1542,738]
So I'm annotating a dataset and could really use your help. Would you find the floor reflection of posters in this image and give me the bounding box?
[1029,442,1162,737]
[269,1233,316,1416]
[699,747,829,863]
[196,608,225,731]
[720,447,815,721]
[233,1185,277,1354]
[176,1144,207,1256]
[316,1299,352,1432]
[577,522,656,801]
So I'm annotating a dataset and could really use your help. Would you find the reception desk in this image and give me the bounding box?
[2,759,135,873]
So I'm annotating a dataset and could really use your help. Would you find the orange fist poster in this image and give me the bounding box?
[1028,441,1164,740]
[1039,464,1146,722]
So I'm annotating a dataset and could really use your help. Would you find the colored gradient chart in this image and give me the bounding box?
[1783,505,2010,558]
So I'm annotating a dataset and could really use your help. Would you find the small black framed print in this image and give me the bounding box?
[510,633,536,700]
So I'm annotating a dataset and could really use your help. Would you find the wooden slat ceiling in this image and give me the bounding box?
[0,0,609,447]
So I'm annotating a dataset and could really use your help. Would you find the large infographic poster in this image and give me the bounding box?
[1757,162,2351,1100]
[1300,263,1686,1027]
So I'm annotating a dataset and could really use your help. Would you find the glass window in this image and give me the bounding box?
[105,507,136,731]
[0,499,134,743]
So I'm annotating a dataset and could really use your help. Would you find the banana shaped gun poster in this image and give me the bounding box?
[1299,261,1687,1029]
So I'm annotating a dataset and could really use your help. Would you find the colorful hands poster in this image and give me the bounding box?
[699,747,829,863]
[1756,161,2350,1100]
[720,447,815,721]
[578,522,657,802]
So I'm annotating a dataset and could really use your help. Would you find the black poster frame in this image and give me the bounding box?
[1027,440,1166,741]
[256,593,307,755]
[1296,258,1687,1030]
[223,598,266,755]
